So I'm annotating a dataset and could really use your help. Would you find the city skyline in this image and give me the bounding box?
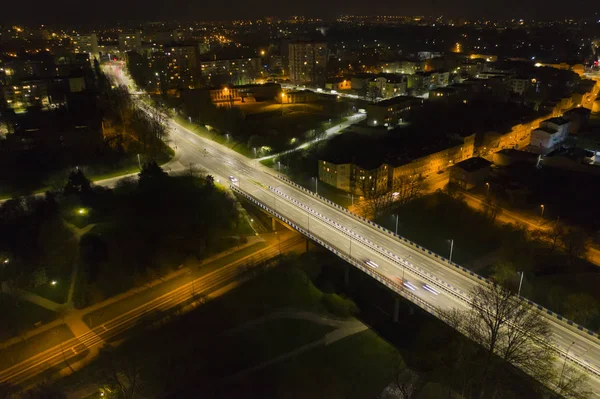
[1,0,599,25]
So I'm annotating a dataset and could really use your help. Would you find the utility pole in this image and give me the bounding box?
[449,239,454,263]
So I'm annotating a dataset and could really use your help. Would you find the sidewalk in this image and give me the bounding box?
[0,235,266,352]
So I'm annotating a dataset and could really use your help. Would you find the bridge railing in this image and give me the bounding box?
[273,175,600,345]
[233,184,600,379]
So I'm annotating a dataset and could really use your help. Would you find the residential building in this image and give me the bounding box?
[416,70,450,90]
[151,44,201,90]
[449,157,492,190]
[563,107,591,134]
[350,73,374,91]
[200,57,261,86]
[392,134,476,180]
[288,40,327,87]
[71,34,99,58]
[510,77,532,95]
[379,60,425,75]
[429,87,459,102]
[181,83,281,106]
[118,32,142,52]
[530,117,571,154]
[325,78,351,91]
[281,89,319,104]
[368,74,407,98]
[366,96,421,127]
[492,149,540,167]
[318,160,391,195]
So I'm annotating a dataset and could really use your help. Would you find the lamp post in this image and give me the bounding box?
[558,342,576,389]
[137,153,142,170]
[402,255,412,283]
[394,214,399,235]
[313,177,318,194]
[448,239,454,263]
[517,270,524,296]
[485,182,490,194]
[540,204,545,221]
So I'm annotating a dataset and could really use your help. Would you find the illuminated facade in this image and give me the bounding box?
[200,58,261,86]
[118,32,142,52]
[288,40,327,87]
[318,161,391,195]
[72,34,99,58]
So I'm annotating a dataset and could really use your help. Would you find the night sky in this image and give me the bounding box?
[2,0,598,24]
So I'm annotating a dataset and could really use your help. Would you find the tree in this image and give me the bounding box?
[391,175,424,205]
[564,293,599,328]
[560,228,587,267]
[489,261,518,290]
[451,283,554,397]
[138,161,168,187]
[63,169,92,196]
[98,345,143,399]
[205,175,215,189]
[552,362,592,399]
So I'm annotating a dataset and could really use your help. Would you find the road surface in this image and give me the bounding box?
[107,63,600,393]
[0,235,303,388]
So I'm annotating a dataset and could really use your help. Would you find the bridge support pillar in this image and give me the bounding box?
[271,217,277,232]
[393,297,400,323]
[344,265,350,287]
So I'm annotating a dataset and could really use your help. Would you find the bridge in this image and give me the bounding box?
[108,61,600,393]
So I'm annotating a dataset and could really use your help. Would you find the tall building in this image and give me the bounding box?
[72,34,99,58]
[118,32,142,52]
[288,40,327,87]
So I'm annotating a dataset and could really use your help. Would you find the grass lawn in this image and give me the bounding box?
[219,330,398,399]
[374,192,513,265]
[0,324,74,371]
[30,276,71,304]
[212,318,335,377]
[0,294,58,341]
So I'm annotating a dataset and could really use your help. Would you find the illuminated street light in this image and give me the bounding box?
[540,204,545,219]
[51,280,57,286]
[77,208,88,215]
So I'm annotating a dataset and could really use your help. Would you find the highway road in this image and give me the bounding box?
[0,236,303,388]
[108,63,600,393]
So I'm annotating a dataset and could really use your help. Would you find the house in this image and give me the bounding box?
[563,107,591,135]
[529,117,571,154]
[449,157,492,190]
[366,96,421,127]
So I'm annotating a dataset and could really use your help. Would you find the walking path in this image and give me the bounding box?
[256,113,366,162]
[222,310,367,382]
[0,235,266,352]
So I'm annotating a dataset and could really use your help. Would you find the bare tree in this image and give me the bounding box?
[448,283,555,397]
[391,175,424,206]
[553,362,592,399]
[98,345,143,399]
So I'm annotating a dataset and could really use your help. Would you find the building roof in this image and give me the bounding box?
[544,117,570,126]
[454,157,492,172]
[564,107,591,116]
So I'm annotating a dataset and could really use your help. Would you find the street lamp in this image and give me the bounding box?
[517,270,524,296]
[394,214,399,235]
[485,182,490,194]
[51,280,57,286]
[313,177,318,194]
[448,239,454,263]
[540,204,545,219]
[401,255,412,283]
